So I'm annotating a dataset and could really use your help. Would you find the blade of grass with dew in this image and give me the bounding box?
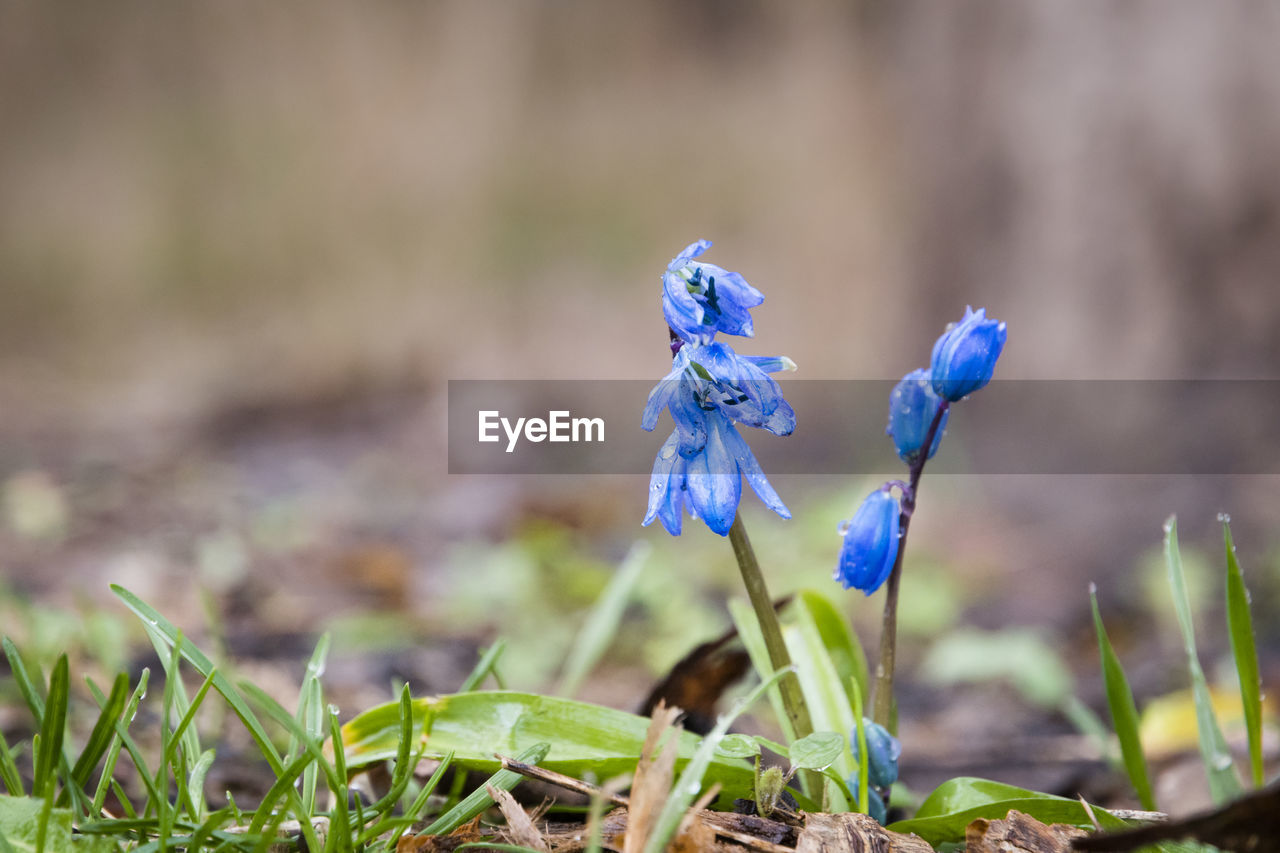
[557,541,650,699]
[111,585,284,774]
[459,639,509,693]
[162,665,217,821]
[375,750,454,852]
[33,655,68,801]
[88,668,150,817]
[66,670,129,807]
[295,633,331,815]
[325,710,352,853]
[153,629,204,796]
[1164,516,1241,803]
[239,681,342,794]
[1089,583,1156,811]
[421,742,552,836]
[362,686,419,816]
[112,589,323,849]
[1,641,85,811]
[642,666,791,853]
[728,599,795,744]
[1223,517,1264,788]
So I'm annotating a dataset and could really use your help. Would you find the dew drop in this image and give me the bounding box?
[660,444,676,460]
[1212,753,1234,771]
[1218,511,1231,524]
[836,519,851,536]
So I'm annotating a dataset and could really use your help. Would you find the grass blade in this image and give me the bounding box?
[459,639,509,693]
[111,585,284,774]
[0,728,23,796]
[1163,516,1241,803]
[33,655,69,799]
[1089,584,1156,810]
[68,671,129,797]
[557,541,650,699]
[1222,517,1264,788]
[421,742,551,836]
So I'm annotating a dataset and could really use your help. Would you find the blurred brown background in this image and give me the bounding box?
[2,0,1279,799]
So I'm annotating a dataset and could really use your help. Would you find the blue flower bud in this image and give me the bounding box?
[833,488,901,595]
[929,306,1007,402]
[887,368,949,463]
[662,240,764,345]
[850,717,901,789]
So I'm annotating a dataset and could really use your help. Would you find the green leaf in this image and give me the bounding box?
[714,735,761,760]
[788,732,845,772]
[1223,518,1264,788]
[728,600,794,744]
[1163,516,1241,803]
[889,777,1128,845]
[1090,584,1156,810]
[0,795,118,853]
[340,691,759,805]
[794,591,869,708]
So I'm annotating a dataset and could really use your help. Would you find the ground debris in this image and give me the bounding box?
[965,809,1085,853]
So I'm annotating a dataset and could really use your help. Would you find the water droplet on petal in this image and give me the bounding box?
[836,519,851,536]
[660,444,676,460]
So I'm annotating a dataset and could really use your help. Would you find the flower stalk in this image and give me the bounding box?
[872,400,949,731]
[727,513,813,743]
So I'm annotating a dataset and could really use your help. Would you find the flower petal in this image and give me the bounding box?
[716,416,790,519]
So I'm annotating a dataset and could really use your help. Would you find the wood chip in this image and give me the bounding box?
[966,809,1086,853]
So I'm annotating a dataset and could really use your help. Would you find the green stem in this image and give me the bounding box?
[727,513,813,742]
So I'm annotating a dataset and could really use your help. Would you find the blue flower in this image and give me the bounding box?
[887,368,949,463]
[929,306,1007,401]
[643,342,796,443]
[663,240,764,345]
[643,409,790,537]
[833,488,901,595]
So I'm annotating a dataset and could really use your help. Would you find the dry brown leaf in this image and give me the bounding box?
[966,809,1086,853]
[623,701,683,853]
[488,783,551,853]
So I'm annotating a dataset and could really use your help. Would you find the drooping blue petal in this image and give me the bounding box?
[886,368,949,462]
[833,488,901,595]
[642,431,687,536]
[684,412,741,536]
[929,306,1007,402]
[641,371,678,432]
[740,355,797,374]
[715,415,790,519]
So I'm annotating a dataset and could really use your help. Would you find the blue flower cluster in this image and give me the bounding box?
[834,307,1006,594]
[643,241,795,536]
